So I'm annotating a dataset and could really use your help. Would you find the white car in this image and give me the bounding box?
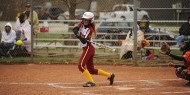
[58,9,87,20]
[99,4,150,20]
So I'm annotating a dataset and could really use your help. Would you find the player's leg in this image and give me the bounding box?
[86,47,115,85]
[169,63,188,79]
[175,67,186,78]
[181,71,190,81]
[86,53,110,77]
[86,58,115,85]
[82,69,95,87]
[0,44,5,57]
[78,46,95,87]
[23,41,31,53]
[175,35,184,47]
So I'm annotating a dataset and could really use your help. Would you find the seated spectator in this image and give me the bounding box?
[15,12,31,53]
[0,22,16,57]
[176,17,190,47]
[38,8,48,20]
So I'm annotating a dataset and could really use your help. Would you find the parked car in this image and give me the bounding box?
[96,18,133,39]
[96,18,175,45]
[58,9,87,20]
[47,7,64,20]
[33,6,48,20]
[33,6,64,20]
[99,4,150,20]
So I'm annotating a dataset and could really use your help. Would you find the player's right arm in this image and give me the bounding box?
[72,23,87,44]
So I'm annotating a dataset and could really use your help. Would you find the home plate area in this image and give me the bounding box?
[1,65,190,95]
[47,79,190,95]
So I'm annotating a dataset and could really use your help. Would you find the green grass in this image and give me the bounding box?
[0,57,131,64]
[0,56,182,66]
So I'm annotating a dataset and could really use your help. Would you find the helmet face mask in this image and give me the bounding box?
[82,12,94,23]
[180,38,190,51]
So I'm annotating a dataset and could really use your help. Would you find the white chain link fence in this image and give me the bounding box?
[0,0,189,64]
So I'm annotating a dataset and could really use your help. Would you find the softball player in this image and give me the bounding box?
[165,38,190,81]
[73,12,115,87]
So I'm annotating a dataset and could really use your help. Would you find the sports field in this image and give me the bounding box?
[0,64,190,95]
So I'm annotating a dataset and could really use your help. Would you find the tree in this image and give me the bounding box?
[61,0,77,21]
[60,0,94,32]
[0,0,21,21]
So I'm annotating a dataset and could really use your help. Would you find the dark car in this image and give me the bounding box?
[96,18,175,46]
[97,18,133,33]
[96,18,133,39]
[33,6,64,20]
[33,6,48,20]
[144,28,176,46]
[47,7,64,20]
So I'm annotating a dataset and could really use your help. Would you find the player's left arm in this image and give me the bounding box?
[168,53,185,61]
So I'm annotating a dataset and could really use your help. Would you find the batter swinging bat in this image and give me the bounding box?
[88,40,116,52]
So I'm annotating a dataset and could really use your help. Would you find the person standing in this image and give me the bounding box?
[175,17,190,47]
[73,12,115,87]
[24,3,39,35]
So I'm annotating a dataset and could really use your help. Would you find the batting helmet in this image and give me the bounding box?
[82,12,94,23]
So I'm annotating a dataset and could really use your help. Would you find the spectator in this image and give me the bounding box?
[15,12,31,53]
[176,17,190,47]
[0,22,16,57]
[24,3,39,35]
[137,16,150,33]
[38,8,48,20]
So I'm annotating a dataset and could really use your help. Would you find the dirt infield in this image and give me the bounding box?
[0,64,190,95]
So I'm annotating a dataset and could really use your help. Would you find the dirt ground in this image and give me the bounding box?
[0,64,190,95]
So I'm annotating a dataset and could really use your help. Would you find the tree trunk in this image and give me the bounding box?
[68,0,77,32]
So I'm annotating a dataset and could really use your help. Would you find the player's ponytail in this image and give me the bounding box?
[90,22,97,36]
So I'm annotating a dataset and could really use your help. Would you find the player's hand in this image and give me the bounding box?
[168,62,175,67]
[75,35,87,44]
[137,46,141,51]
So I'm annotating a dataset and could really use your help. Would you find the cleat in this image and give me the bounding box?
[108,73,115,85]
[83,81,96,87]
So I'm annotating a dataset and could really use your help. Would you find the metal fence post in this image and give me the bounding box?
[133,0,138,66]
[31,0,34,62]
